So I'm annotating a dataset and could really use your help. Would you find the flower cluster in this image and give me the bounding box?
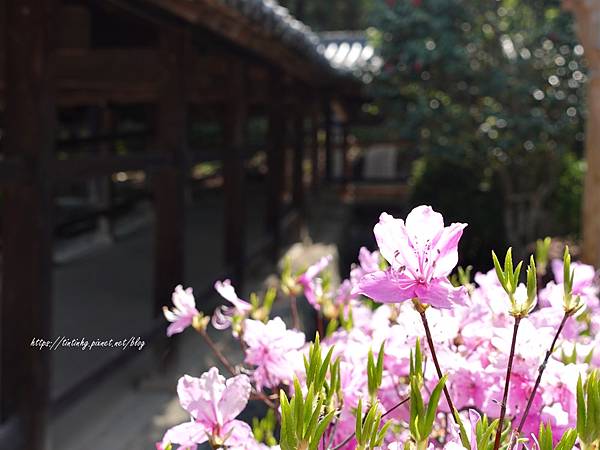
[160,206,600,450]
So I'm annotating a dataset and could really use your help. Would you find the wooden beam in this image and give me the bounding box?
[266,69,286,260]
[51,154,170,181]
[222,59,248,285]
[153,26,188,316]
[1,0,56,448]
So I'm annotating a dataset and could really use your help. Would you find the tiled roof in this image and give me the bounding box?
[222,1,379,80]
[320,31,383,82]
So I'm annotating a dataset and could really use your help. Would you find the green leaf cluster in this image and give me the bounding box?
[535,237,552,276]
[367,343,385,402]
[249,287,277,322]
[252,409,278,446]
[354,398,392,450]
[492,248,536,317]
[562,246,584,315]
[536,423,578,450]
[577,370,600,449]
[279,334,340,450]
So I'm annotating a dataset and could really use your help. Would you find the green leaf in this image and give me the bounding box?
[305,396,324,442]
[280,390,296,450]
[555,428,577,450]
[355,398,363,443]
[526,255,537,304]
[293,377,304,438]
[315,346,334,392]
[576,375,586,440]
[308,410,335,450]
[492,250,506,288]
[538,422,553,450]
[504,248,513,279]
[512,261,523,293]
[376,342,385,385]
[422,374,447,437]
[303,385,316,435]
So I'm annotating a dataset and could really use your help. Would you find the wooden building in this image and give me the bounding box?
[0,0,367,448]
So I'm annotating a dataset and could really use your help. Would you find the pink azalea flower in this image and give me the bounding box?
[212,279,252,333]
[163,285,200,337]
[350,247,381,284]
[355,206,468,309]
[159,368,252,450]
[297,255,333,309]
[243,317,305,390]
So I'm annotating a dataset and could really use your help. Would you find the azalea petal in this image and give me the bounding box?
[221,419,254,446]
[161,420,208,449]
[219,374,251,422]
[374,213,417,271]
[167,317,193,337]
[415,278,467,309]
[405,205,445,248]
[211,306,234,330]
[305,255,333,280]
[242,319,265,348]
[172,285,196,314]
[355,269,416,303]
[431,222,467,278]
[177,370,225,425]
[215,280,251,312]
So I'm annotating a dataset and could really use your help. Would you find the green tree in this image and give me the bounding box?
[369,0,586,253]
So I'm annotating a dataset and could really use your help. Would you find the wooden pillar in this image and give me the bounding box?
[292,96,305,214]
[310,101,320,193]
[266,69,286,260]
[564,0,600,266]
[154,27,188,315]
[89,105,114,242]
[342,124,351,187]
[324,99,334,182]
[1,0,56,448]
[223,59,247,285]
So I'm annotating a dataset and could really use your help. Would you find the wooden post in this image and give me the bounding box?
[564,0,600,266]
[1,0,56,448]
[89,104,114,243]
[223,59,247,285]
[310,101,320,193]
[324,98,333,182]
[154,27,188,315]
[266,69,286,260]
[292,95,305,215]
[342,124,351,188]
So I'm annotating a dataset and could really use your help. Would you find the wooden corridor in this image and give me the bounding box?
[0,1,365,448]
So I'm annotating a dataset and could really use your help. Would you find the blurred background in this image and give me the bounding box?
[0,0,598,449]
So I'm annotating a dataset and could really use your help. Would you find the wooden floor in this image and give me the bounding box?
[49,189,350,450]
[50,183,269,400]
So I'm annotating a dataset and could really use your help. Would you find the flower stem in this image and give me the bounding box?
[198,327,277,410]
[198,327,237,375]
[317,311,324,337]
[493,316,522,450]
[515,312,569,436]
[415,303,462,429]
[290,295,301,330]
